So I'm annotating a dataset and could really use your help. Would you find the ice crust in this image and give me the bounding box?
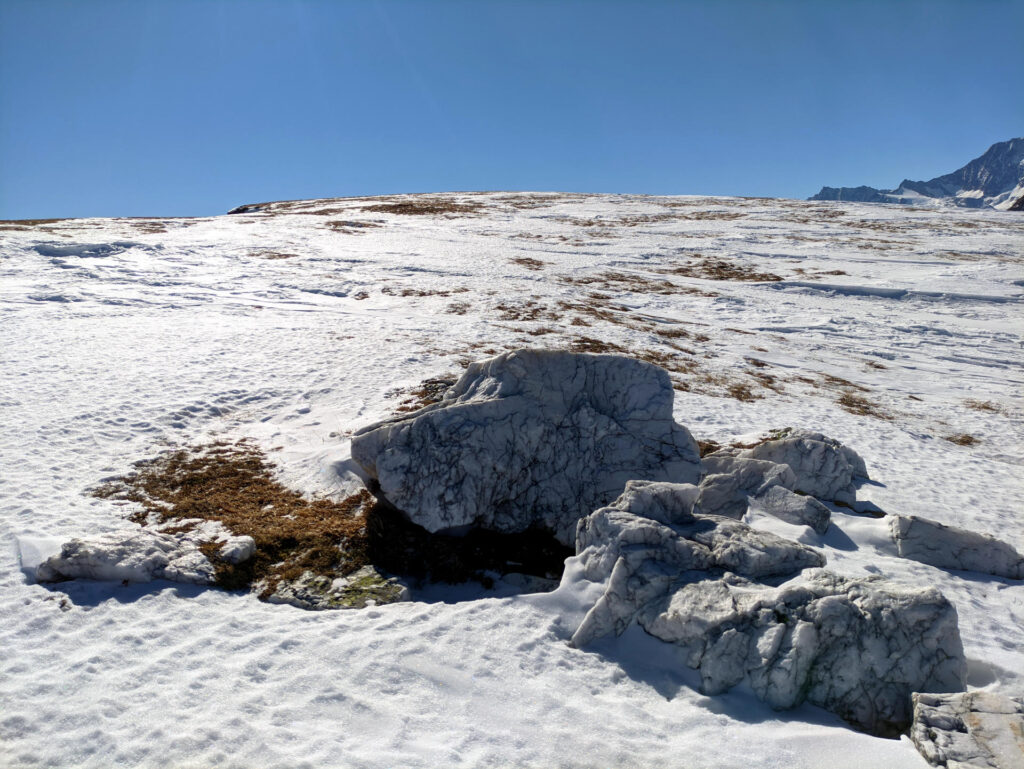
[352,349,702,545]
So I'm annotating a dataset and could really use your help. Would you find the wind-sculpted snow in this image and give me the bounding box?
[568,480,966,736]
[910,691,1024,768]
[352,349,702,546]
[890,514,1024,579]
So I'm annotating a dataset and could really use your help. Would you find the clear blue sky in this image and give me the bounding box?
[1,0,1021,218]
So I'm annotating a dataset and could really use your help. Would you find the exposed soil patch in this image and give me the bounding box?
[944,433,978,446]
[91,441,373,595]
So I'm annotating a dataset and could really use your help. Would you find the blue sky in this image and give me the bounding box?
[1,0,1021,218]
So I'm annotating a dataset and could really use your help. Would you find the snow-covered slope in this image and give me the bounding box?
[1,192,1022,768]
[811,137,1024,210]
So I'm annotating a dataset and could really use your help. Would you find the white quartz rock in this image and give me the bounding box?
[639,570,967,736]
[910,691,1024,769]
[696,456,796,519]
[607,479,701,524]
[751,485,831,534]
[890,514,1024,579]
[351,350,703,546]
[34,524,257,585]
[569,486,824,647]
[739,429,868,503]
[35,529,215,584]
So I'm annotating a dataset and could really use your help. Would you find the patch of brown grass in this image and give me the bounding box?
[964,399,1001,413]
[510,256,548,271]
[392,376,458,413]
[382,285,469,298]
[91,441,372,595]
[837,391,889,419]
[495,299,560,322]
[360,199,485,217]
[253,250,300,260]
[727,382,759,402]
[944,433,978,446]
[0,218,68,229]
[567,336,628,355]
[326,220,381,233]
[662,257,782,282]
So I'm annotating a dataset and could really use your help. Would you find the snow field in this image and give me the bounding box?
[2,192,1022,767]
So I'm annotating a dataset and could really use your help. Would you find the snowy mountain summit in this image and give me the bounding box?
[810,137,1024,210]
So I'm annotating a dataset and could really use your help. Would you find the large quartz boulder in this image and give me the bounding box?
[351,350,702,546]
[890,514,1024,579]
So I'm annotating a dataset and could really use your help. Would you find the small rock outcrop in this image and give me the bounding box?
[697,429,867,531]
[735,429,867,504]
[352,350,703,546]
[911,691,1024,768]
[34,526,255,585]
[571,482,826,646]
[260,565,409,611]
[890,515,1024,580]
[568,481,967,737]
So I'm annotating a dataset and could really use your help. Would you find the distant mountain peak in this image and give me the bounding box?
[810,137,1024,210]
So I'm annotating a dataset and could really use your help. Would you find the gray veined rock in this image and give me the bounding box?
[351,349,702,546]
[697,429,866,530]
[910,691,1024,769]
[751,485,832,535]
[570,482,825,647]
[890,514,1024,580]
[638,570,966,737]
[567,478,966,737]
[737,429,868,504]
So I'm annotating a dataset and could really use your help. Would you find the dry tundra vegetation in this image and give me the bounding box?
[92,441,376,595]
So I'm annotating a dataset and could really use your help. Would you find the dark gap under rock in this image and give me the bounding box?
[365,483,573,586]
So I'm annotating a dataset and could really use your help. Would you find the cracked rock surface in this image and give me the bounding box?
[570,482,825,646]
[568,480,966,737]
[890,515,1024,580]
[736,429,868,504]
[352,350,702,546]
[911,691,1024,768]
